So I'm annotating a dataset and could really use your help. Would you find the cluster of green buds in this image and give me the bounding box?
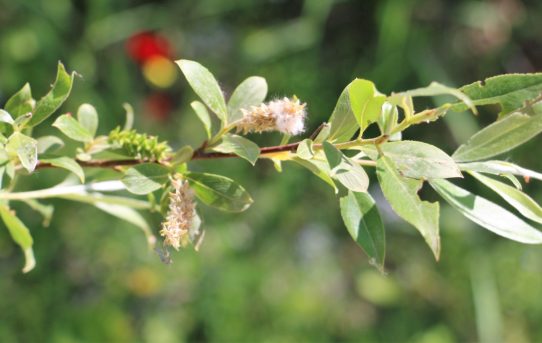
[108,127,171,162]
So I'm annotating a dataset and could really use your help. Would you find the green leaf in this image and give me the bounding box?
[458,160,542,181]
[176,59,228,123]
[377,102,398,136]
[211,134,260,165]
[0,110,14,125]
[4,83,34,118]
[327,80,361,143]
[452,110,542,162]
[227,76,268,122]
[40,156,85,183]
[451,73,542,116]
[185,172,253,212]
[469,171,542,225]
[360,141,462,179]
[333,156,370,193]
[21,199,54,227]
[191,101,212,139]
[323,141,342,169]
[0,205,35,273]
[94,202,156,249]
[349,79,386,132]
[171,146,194,166]
[121,164,169,195]
[52,114,93,143]
[6,132,37,172]
[291,156,338,193]
[296,138,314,160]
[313,123,331,143]
[77,103,98,137]
[323,143,369,192]
[122,103,134,131]
[391,82,477,114]
[430,179,542,243]
[340,191,385,270]
[36,135,64,154]
[28,62,75,127]
[377,156,440,259]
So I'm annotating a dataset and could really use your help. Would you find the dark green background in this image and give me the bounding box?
[1,0,542,341]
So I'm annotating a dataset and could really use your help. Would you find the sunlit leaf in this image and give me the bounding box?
[377,156,440,259]
[452,109,542,162]
[227,76,267,122]
[176,59,228,123]
[4,83,34,118]
[458,160,542,182]
[36,135,64,154]
[77,103,98,137]
[185,172,253,212]
[349,79,386,132]
[40,156,85,183]
[470,171,542,225]
[122,164,169,195]
[28,62,75,127]
[0,205,35,273]
[360,141,462,179]
[327,80,361,143]
[191,101,212,139]
[430,179,542,243]
[52,114,93,143]
[0,110,14,125]
[340,191,385,270]
[6,132,37,172]
[296,139,314,160]
[451,73,542,117]
[211,134,260,165]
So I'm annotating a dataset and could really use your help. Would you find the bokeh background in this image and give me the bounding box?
[1,0,542,341]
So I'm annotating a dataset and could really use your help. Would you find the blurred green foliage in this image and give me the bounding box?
[1,0,542,341]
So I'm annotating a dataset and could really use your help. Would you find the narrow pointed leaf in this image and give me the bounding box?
[227,76,268,122]
[340,191,385,269]
[450,73,542,116]
[0,205,35,273]
[211,134,260,165]
[176,60,228,123]
[28,62,75,127]
[458,160,542,182]
[452,110,542,162]
[377,156,440,259]
[470,171,542,225]
[185,172,253,212]
[430,179,542,243]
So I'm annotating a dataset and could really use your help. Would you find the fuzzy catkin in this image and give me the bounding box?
[235,97,306,135]
[160,178,196,250]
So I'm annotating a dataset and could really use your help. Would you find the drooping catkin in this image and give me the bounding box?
[160,178,198,250]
